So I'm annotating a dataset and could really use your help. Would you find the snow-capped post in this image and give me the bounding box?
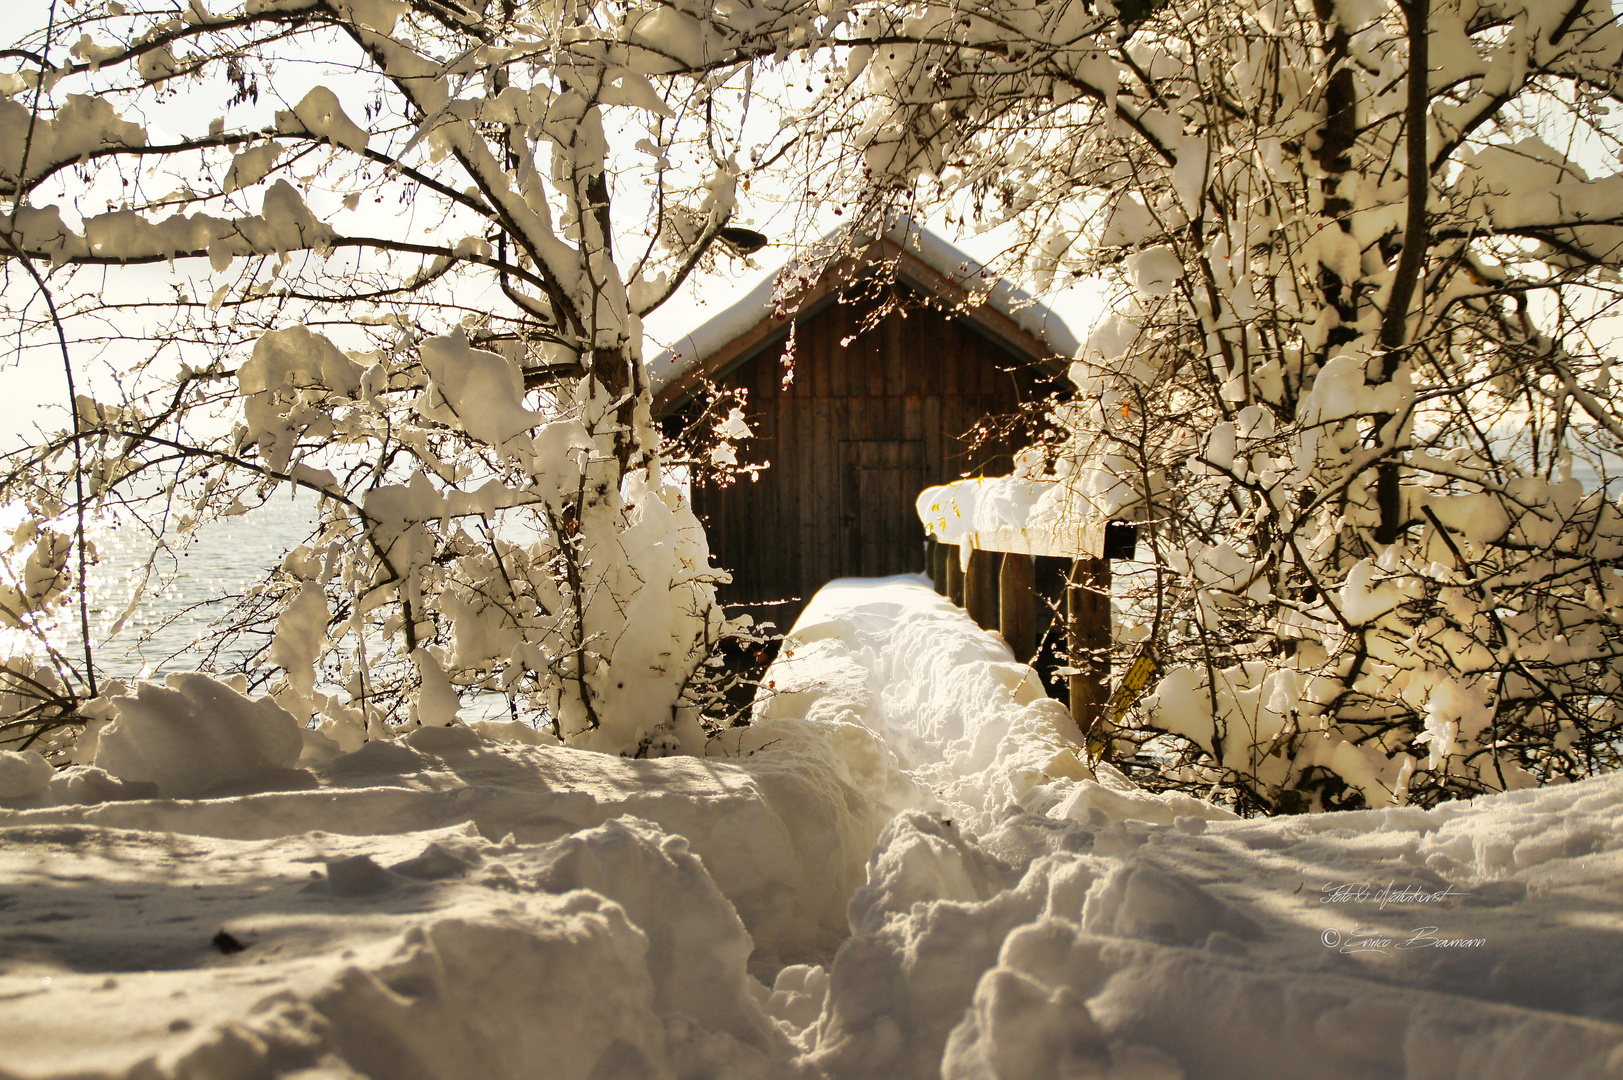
[828,0,1623,810]
[0,0,867,759]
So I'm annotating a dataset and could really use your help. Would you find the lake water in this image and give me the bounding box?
[6,449,1616,704]
[64,492,323,681]
[18,493,523,720]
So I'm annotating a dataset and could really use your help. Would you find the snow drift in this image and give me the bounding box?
[4,577,1623,1079]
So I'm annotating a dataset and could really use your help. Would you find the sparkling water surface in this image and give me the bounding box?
[76,492,323,681]
[6,448,1615,712]
[56,493,521,720]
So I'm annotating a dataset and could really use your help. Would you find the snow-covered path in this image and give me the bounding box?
[4,577,1623,1079]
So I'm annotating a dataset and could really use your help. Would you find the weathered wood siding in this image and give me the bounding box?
[691,288,1051,633]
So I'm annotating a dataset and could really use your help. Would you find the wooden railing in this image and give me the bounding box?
[925,539,1114,747]
[916,477,1150,753]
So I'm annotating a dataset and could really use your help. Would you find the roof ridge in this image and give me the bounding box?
[645,214,1080,402]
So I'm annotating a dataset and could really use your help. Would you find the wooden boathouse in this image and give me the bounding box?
[649,220,1080,633]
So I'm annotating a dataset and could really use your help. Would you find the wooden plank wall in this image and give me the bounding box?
[693,287,1051,635]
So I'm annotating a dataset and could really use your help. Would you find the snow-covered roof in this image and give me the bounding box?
[648,216,1081,408]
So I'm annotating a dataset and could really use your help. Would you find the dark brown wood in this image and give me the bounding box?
[930,538,947,594]
[965,548,1000,631]
[1066,557,1112,754]
[675,280,1055,632]
[946,545,964,606]
[999,552,1037,664]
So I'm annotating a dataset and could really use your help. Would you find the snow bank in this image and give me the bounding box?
[6,579,1623,1079]
[807,785,1623,1080]
[6,720,878,969]
[85,672,306,799]
[0,817,792,1080]
[749,575,1225,834]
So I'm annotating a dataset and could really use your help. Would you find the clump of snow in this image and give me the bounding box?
[9,178,336,267]
[222,140,282,193]
[414,329,544,448]
[0,749,52,801]
[917,476,1133,558]
[90,673,306,799]
[0,93,147,186]
[917,477,1056,548]
[276,86,370,152]
[45,765,159,806]
[268,578,329,712]
[410,648,462,727]
[240,323,364,399]
[1100,195,1158,247]
[1425,490,1512,547]
[334,0,405,32]
[238,324,365,473]
[1124,244,1183,296]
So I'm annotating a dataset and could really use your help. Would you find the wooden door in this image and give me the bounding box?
[839,440,927,578]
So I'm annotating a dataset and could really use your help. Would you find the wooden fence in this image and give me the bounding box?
[924,538,1119,748]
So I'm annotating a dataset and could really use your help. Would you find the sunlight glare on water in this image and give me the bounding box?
[2,491,525,721]
[18,493,323,681]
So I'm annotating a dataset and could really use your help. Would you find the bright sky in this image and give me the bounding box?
[0,0,1107,447]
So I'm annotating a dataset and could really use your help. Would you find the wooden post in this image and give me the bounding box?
[945,544,964,606]
[999,552,1037,664]
[965,548,1000,631]
[930,538,948,595]
[1066,556,1112,752]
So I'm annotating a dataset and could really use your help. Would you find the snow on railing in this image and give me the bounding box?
[914,475,1146,749]
[915,477,1111,558]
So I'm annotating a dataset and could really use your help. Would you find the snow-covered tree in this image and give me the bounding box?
[804,0,1623,809]
[7,0,1621,810]
[0,0,828,757]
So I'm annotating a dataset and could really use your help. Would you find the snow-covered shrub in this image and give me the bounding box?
[800,0,1623,809]
[0,0,848,758]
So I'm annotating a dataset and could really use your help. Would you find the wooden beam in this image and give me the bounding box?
[945,544,964,606]
[999,552,1037,664]
[965,548,1000,631]
[1066,557,1112,754]
[917,520,1109,560]
[929,538,948,594]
